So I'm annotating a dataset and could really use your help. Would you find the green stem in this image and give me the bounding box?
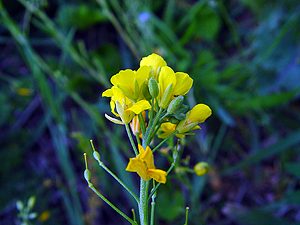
[145,108,164,147]
[139,178,149,225]
[148,162,175,201]
[152,131,178,153]
[88,183,137,225]
[98,161,139,203]
[125,123,138,155]
[138,113,146,137]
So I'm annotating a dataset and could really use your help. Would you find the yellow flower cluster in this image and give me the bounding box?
[102,53,211,131]
[102,53,212,183]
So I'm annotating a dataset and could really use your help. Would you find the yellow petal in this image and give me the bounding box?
[158,66,176,97]
[147,169,167,184]
[138,144,145,155]
[127,100,151,114]
[140,53,167,79]
[102,88,113,97]
[126,158,151,181]
[140,146,155,169]
[188,104,212,123]
[111,70,135,92]
[136,66,151,85]
[173,72,193,96]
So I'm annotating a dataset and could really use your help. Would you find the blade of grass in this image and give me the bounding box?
[223,128,300,174]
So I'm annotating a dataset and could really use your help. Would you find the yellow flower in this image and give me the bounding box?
[102,86,151,124]
[158,122,199,139]
[158,66,193,108]
[194,162,209,176]
[176,104,212,133]
[140,53,167,79]
[126,145,167,183]
[110,66,150,100]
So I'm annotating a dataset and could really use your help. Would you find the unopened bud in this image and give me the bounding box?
[159,83,173,109]
[141,83,152,100]
[194,162,209,176]
[167,96,184,114]
[148,77,159,98]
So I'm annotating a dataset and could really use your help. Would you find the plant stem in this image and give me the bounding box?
[139,178,149,225]
[125,123,138,155]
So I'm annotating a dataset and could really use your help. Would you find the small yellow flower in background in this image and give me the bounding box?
[176,104,212,133]
[194,162,209,176]
[126,145,167,183]
[38,210,51,222]
[17,87,32,96]
[102,86,151,124]
[140,53,167,79]
[110,66,150,101]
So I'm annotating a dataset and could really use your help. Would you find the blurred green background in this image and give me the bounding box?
[1,0,300,224]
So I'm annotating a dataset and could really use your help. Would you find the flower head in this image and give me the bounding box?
[126,145,167,183]
[176,104,212,133]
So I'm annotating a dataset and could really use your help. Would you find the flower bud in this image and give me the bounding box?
[194,162,209,176]
[148,77,159,98]
[159,83,173,109]
[167,96,184,114]
[141,83,152,100]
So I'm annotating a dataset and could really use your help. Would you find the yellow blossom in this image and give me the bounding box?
[176,104,212,133]
[102,86,151,124]
[126,145,167,183]
[158,66,193,108]
[158,122,199,139]
[194,162,209,176]
[110,66,150,100]
[140,53,167,79]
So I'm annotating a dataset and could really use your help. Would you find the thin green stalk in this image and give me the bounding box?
[150,201,155,225]
[152,131,178,153]
[184,207,189,225]
[148,162,175,201]
[98,161,139,203]
[145,108,164,147]
[84,154,137,225]
[88,183,137,224]
[136,135,141,146]
[138,113,146,137]
[125,123,138,155]
[150,180,157,225]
